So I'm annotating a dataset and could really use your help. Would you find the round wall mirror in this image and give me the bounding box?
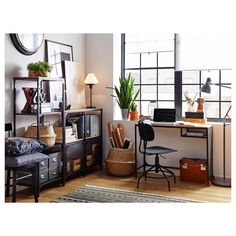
[10,33,44,55]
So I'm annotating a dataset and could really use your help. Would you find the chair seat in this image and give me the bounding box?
[145,146,177,155]
[5,152,48,168]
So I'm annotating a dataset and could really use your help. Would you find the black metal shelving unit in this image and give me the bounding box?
[13,76,66,189]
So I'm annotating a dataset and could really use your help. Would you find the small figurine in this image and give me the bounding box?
[196,97,205,113]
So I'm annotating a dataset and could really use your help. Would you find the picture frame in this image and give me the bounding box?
[45,40,73,109]
[45,39,73,78]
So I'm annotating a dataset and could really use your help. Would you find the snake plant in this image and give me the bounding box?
[108,73,139,109]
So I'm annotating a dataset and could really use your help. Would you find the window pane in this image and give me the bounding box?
[205,102,219,118]
[158,85,174,100]
[141,69,156,84]
[141,52,156,68]
[221,86,231,101]
[201,70,219,84]
[182,71,200,84]
[134,85,141,100]
[221,69,232,83]
[125,53,139,68]
[158,102,174,108]
[182,85,200,100]
[125,33,175,53]
[141,101,151,116]
[141,85,157,100]
[158,69,174,84]
[125,70,140,84]
[221,102,231,118]
[158,51,174,67]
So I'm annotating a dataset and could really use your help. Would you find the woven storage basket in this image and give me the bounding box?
[105,148,135,177]
[25,122,56,147]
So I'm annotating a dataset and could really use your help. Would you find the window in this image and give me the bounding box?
[121,33,232,120]
[122,34,175,117]
[180,69,232,119]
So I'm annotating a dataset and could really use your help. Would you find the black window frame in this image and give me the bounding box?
[121,33,232,122]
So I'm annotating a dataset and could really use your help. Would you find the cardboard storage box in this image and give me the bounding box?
[180,158,208,184]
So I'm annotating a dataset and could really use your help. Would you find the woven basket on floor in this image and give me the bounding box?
[105,148,135,177]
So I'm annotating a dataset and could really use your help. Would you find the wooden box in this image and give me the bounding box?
[180,158,208,184]
[70,159,81,172]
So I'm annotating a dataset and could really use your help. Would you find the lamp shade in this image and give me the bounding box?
[201,77,211,93]
[84,73,99,85]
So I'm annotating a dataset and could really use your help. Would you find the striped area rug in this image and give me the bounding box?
[52,185,201,203]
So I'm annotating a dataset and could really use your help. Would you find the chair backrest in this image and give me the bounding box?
[138,120,155,142]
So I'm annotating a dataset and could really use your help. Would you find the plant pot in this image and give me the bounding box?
[28,70,48,78]
[121,109,129,120]
[129,111,139,121]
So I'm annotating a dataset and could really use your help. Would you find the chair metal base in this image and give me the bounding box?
[137,163,176,191]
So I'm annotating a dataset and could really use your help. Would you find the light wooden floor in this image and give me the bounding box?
[5,170,231,203]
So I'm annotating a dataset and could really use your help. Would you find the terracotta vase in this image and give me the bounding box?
[129,111,139,121]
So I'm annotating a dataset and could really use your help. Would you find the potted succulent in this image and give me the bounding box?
[108,73,140,120]
[129,101,139,121]
[27,61,53,77]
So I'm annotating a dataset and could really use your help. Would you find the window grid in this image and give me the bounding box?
[124,51,175,116]
[181,69,232,119]
[122,34,232,120]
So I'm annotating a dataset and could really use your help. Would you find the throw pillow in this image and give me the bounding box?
[5,137,48,156]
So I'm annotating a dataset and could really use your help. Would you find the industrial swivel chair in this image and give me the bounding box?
[137,120,177,191]
[5,123,47,202]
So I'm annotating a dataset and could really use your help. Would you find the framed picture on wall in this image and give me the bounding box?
[45,39,74,78]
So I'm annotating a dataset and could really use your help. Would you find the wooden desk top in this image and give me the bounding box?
[149,121,213,129]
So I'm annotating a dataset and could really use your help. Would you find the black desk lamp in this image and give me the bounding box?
[201,77,231,187]
[84,73,98,108]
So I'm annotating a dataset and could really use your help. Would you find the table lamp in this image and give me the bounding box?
[84,73,99,108]
[201,77,231,187]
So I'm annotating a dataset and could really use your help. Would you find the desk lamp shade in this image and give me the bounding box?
[84,73,99,108]
[201,77,211,93]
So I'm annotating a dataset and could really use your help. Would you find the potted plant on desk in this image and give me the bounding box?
[129,102,139,121]
[108,73,139,120]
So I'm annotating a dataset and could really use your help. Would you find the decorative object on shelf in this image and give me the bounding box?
[45,40,73,78]
[202,77,232,187]
[183,91,197,112]
[129,102,139,121]
[24,121,57,147]
[84,73,99,108]
[107,73,140,120]
[27,61,53,77]
[10,33,44,55]
[21,87,37,113]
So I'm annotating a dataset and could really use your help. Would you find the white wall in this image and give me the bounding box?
[85,34,114,160]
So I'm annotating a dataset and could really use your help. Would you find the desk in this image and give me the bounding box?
[134,122,213,184]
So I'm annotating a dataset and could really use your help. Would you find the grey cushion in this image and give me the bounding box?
[5,152,48,168]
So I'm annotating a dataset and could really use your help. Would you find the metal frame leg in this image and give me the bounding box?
[12,170,17,202]
[6,170,11,197]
